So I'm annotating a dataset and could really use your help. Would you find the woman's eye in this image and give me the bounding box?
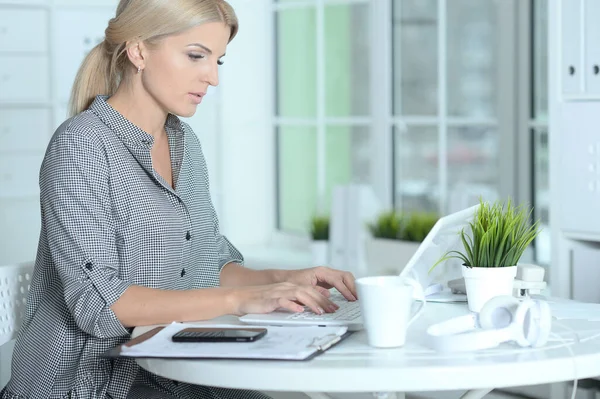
[188,54,205,61]
[217,60,224,66]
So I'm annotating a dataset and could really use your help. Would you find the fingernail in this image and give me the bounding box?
[317,307,324,315]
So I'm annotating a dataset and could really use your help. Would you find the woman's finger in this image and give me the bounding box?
[314,286,331,298]
[304,286,338,313]
[291,288,331,315]
[276,297,304,313]
[324,275,357,301]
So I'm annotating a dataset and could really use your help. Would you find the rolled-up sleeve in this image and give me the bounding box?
[215,229,244,270]
[40,130,130,339]
[208,182,244,270]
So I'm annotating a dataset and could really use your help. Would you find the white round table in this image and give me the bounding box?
[133,300,600,398]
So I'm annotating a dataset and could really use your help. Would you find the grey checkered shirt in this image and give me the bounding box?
[1,96,271,399]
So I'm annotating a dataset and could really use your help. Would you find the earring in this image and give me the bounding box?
[137,66,141,74]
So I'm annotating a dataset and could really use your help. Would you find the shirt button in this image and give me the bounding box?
[180,268,186,277]
[85,262,93,270]
[186,231,191,241]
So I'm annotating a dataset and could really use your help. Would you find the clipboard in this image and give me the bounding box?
[102,322,353,361]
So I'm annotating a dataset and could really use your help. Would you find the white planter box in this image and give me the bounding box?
[310,240,329,266]
[365,238,420,276]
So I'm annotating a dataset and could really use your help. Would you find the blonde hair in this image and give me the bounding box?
[68,0,238,117]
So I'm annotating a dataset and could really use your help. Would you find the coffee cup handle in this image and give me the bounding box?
[403,277,426,327]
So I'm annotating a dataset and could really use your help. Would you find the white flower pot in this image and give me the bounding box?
[311,240,329,266]
[365,238,420,276]
[462,265,518,312]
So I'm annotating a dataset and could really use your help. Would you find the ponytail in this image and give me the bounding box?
[68,42,117,117]
[68,0,239,117]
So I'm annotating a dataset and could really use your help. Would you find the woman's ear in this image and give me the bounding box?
[125,40,146,72]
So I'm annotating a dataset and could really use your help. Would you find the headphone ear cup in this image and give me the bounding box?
[521,299,552,347]
[512,299,537,347]
[479,295,520,329]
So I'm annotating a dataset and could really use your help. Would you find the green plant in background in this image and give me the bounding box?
[402,212,439,242]
[367,210,402,239]
[310,215,330,241]
[367,210,439,242]
[430,198,541,272]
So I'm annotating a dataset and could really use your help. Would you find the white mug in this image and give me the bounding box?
[356,276,425,348]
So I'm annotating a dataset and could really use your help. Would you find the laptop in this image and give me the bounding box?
[239,204,480,330]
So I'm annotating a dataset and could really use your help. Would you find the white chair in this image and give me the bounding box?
[0,263,34,348]
[0,262,34,386]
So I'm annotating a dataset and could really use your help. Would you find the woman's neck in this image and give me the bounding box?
[107,81,168,139]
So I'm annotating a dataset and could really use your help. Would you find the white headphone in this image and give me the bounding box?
[426,295,552,352]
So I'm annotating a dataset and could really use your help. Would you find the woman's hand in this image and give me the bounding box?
[228,282,339,316]
[284,266,358,301]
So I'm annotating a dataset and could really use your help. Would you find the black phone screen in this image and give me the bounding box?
[171,327,267,343]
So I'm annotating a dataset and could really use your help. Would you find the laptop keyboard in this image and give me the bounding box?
[285,293,361,321]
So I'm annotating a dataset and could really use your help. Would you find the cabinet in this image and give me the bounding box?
[552,0,600,304]
[560,0,600,98]
[561,0,600,97]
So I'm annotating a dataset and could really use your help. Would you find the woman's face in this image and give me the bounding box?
[140,22,230,117]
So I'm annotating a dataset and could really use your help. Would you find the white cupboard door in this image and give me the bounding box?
[0,8,48,53]
[0,108,51,152]
[0,154,44,199]
[584,0,600,95]
[0,55,49,103]
[561,0,583,96]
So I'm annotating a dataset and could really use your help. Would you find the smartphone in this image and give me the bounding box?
[171,327,267,343]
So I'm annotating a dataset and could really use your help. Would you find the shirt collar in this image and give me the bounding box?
[89,95,184,147]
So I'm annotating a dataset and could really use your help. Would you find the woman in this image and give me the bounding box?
[0,0,357,398]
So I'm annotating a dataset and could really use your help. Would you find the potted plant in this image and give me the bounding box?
[365,210,438,275]
[310,215,330,265]
[431,198,541,312]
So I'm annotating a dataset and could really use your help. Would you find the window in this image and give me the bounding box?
[273,0,549,266]
[274,0,371,234]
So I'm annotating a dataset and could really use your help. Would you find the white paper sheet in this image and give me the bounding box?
[121,323,348,361]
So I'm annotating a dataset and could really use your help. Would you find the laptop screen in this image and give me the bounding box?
[399,204,480,290]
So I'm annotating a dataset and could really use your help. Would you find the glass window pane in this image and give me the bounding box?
[447,0,498,118]
[394,125,439,213]
[276,8,317,117]
[533,0,548,120]
[277,125,372,234]
[325,3,370,117]
[277,126,317,233]
[447,126,500,213]
[392,0,438,116]
[324,126,372,212]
